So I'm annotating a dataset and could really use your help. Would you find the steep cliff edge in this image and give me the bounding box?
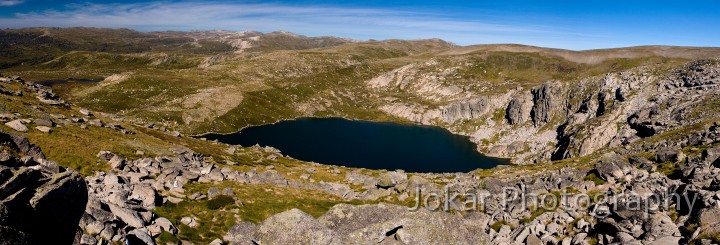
[368,59,720,164]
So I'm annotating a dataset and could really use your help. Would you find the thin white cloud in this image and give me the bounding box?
[0,1,608,49]
[0,0,24,6]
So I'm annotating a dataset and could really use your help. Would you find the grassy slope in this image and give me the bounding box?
[3,29,705,137]
[3,40,691,137]
[4,39,447,133]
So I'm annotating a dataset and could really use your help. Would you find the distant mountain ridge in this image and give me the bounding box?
[3,27,720,68]
[0,27,362,68]
[442,44,720,64]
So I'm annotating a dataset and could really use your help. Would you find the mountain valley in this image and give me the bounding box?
[1,27,720,244]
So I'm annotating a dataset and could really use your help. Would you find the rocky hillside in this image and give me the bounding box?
[1,74,720,244]
[371,58,720,165]
[6,28,720,166]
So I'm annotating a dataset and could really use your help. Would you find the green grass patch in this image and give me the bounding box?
[657,161,681,177]
[206,195,235,210]
[156,231,179,244]
[696,233,720,243]
[490,220,509,232]
[520,206,550,224]
[491,108,506,122]
[583,173,606,186]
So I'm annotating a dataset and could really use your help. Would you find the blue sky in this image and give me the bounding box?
[1,0,719,50]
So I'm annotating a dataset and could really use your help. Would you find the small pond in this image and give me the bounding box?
[35,78,102,86]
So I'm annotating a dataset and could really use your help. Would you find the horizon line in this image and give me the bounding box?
[5,26,720,52]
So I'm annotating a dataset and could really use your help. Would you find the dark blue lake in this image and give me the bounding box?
[203,118,507,173]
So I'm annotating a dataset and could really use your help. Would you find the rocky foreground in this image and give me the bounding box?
[0,131,87,244]
[2,63,720,245]
[2,116,720,244]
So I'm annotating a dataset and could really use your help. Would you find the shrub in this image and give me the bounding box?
[156,231,179,244]
[490,220,508,232]
[583,173,606,186]
[205,195,235,210]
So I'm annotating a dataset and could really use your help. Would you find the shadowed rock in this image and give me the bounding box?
[0,131,88,245]
[255,208,334,244]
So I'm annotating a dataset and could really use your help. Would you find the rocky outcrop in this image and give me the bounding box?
[378,103,440,124]
[255,208,334,244]
[3,120,28,132]
[0,131,87,245]
[370,60,720,164]
[676,60,720,88]
[530,82,562,126]
[505,91,533,125]
[376,171,407,189]
[225,204,485,244]
[594,152,633,183]
[367,61,465,101]
[441,96,494,122]
[0,76,23,97]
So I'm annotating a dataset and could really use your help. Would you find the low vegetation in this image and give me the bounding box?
[583,173,606,186]
[154,183,371,243]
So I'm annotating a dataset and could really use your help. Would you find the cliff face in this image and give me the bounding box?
[368,60,720,164]
[505,90,533,126]
[441,95,510,123]
[530,82,562,127]
[556,61,720,159]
